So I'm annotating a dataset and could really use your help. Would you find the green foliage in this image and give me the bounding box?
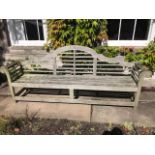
[94,46,119,57]
[46,19,107,49]
[141,41,155,70]
[74,20,108,47]
[125,51,144,62]
[47,20,75,49]
[125,41,155,70]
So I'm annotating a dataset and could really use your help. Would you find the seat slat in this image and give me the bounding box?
[15,81,136,88]
[12,82,137,92]
[17,75,133,82]
[15,74,136,87]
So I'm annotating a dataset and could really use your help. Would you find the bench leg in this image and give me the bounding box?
[134,86,141,110]
[69,89,74,99]
[9,86,16,103]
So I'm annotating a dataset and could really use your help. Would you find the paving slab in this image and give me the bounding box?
[133,101,155,127]
[91,105,134,124]
[0,96,91,122]
[91,101,155,127]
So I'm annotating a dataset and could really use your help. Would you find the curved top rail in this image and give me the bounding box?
[53,45,99,58]
[53,45,134,68]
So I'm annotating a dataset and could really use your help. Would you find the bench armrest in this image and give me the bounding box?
[1,61,24,83]
[131,63,153,84]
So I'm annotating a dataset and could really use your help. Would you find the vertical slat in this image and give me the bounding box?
[93,58,97,76]
[73,50,76,75]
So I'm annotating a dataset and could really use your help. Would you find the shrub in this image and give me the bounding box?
[94,46,119,57]
[141,41,155,70]
[124,41,155,71]
[125,50,144,62]
[46,19,108,49]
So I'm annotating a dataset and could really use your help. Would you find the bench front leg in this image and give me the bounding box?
[134,85,141,109]
[10,86,17,103]
[1,66,16,103]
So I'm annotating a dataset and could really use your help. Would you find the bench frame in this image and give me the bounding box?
[0,45,153,109]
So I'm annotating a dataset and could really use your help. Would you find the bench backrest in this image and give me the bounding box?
[53,45,126,76]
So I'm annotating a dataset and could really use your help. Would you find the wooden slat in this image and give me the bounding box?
[19,74,134,81]
[97,71,124,74]
[12,81,137,92]
[62,60,93,63]
[56,71,73,73]
[8,65,21,71]
[63,64,93,66]
[75,68,93,70]
[74,71,93,74]
[15,80,135,88]
[14,95,134,107]
[20,74,133,79]
[60,52,91,55]
[10,68,23,75]
[96,68,123,71]
[11,73,23,82]
[24,70,54,73]
[14,79,136,88]
[7,61,20,68]
[16,77,134,84]
[60,56,93,58]
[61,54,92,56]
[57,67,74,70]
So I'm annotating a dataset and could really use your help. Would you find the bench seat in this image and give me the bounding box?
[12,74,138,92]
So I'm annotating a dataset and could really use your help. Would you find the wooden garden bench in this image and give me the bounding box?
[0,45,152,109]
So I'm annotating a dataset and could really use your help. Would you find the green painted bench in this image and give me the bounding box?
[0,45,152,109]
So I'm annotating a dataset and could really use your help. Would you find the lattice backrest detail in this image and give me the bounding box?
[53,45,132,76]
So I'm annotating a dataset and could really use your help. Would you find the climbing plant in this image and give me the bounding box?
[45,19,107,49]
